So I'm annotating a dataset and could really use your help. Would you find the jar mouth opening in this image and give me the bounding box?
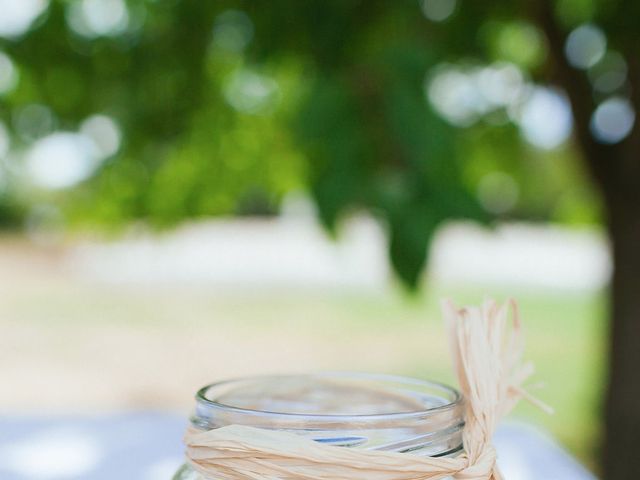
[195,372,463,423]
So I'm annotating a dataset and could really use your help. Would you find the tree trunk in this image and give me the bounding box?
[603,192,640,479]
[536,3,640,475]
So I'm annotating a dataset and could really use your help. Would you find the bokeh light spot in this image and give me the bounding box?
[67,0,129,38]
[25,132,101,189]
[428,67,483,126]
[477,63,525,107]
[81,114,122,159]
[427,62,526,127]
[515,87,573,150]
[212,10,254,53]
[589,51,628,93]
[0,51,19,95]
[14,104,56,142]
[421,0,457,22]
[0,0,49,39]
[565,24,606,69]
[224,70,280,115]
[590,97,635,144]
[0,121,10,158]
[477,172,519,214]
[495,22,546,68]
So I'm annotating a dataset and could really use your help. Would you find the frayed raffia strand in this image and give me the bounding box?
[184,298,551,480]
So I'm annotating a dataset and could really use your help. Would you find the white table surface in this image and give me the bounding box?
[0,413,595,479]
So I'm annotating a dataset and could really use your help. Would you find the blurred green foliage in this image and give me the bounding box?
[0,0,604,287]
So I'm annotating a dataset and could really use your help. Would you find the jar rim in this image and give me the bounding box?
[195,372,463,423]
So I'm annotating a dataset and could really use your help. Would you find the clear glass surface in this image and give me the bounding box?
[174,372,464,480]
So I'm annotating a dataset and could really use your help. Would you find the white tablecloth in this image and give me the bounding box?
[0,413,595,479]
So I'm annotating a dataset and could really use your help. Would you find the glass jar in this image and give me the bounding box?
[173,372,464,480]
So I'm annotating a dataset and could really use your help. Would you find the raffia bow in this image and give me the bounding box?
[184,299,551,480]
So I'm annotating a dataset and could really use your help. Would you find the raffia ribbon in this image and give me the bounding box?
[184,299,551,479]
